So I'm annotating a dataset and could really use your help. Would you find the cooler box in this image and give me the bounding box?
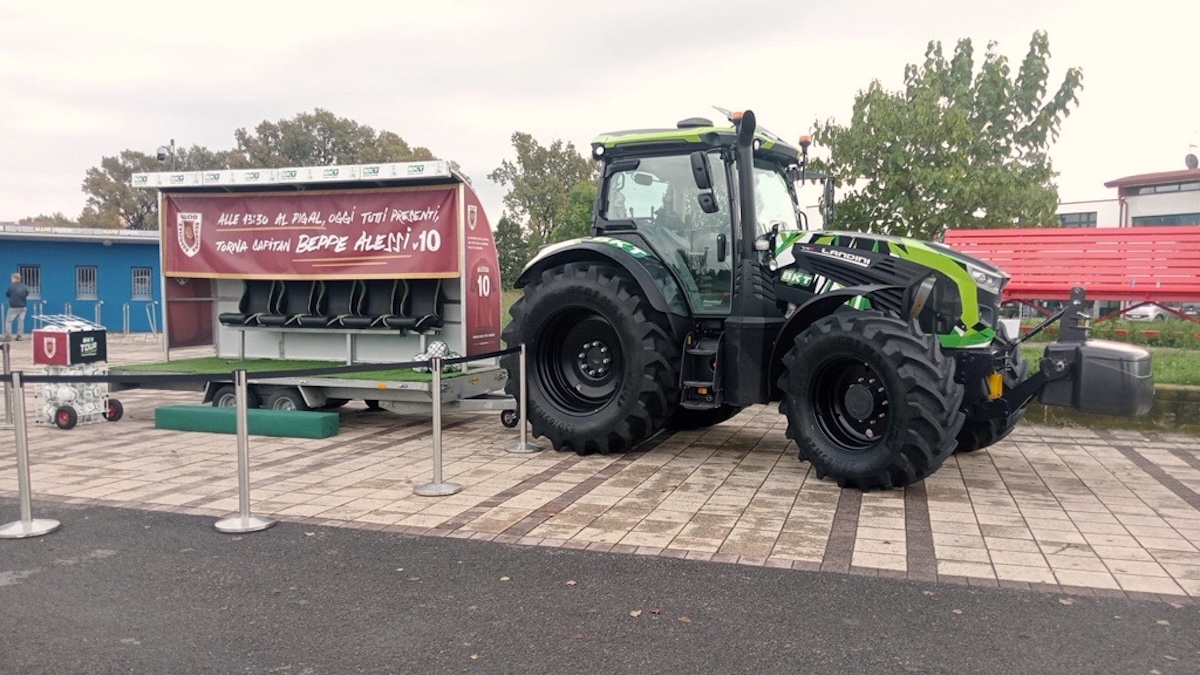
[33,328,108,366]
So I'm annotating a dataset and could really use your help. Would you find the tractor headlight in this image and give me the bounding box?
[967,263,1003,294]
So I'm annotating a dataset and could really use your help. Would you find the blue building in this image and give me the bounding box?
[0,223,161,333]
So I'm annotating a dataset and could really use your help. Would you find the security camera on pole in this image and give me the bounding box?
[156,139,177,171]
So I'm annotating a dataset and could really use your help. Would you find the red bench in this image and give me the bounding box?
[942,226,1200,322]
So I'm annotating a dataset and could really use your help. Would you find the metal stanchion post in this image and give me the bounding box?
[215,369,275,533]
[0,371,62,539]
[415,356,463,496]
[507,342,544,454]
[2,342,12,426]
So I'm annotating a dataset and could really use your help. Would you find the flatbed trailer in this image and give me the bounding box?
[127,159,514,422]
[108,358,515,418]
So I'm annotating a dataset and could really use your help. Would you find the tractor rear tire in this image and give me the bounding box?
[779,311,965,490]
[666,405,742,431]
[954,342,1030,454]
[501,261,679,455]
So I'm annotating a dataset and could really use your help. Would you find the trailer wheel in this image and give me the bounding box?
[500,261,679,455]
[211,385,260,409]
[954,345,1030,454]
[779,311,965,490]
[364,399,384,411]
[264,388,309,411]
[103,398,124,422]
[54,405,79,430]
[500,409,520,428]
[665,405,742,430]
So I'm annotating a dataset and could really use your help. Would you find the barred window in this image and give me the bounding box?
[76,266,98,301]
[131,267,153,301]
[18,265,41,300]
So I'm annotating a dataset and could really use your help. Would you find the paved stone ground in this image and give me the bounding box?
[2,335,1199,601]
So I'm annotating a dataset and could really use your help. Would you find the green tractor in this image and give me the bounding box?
[500,109,1154,490]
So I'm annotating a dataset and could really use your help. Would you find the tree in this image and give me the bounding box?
[172,145,249,171]
[551,181,597,243]
[77,144,248,229]
[494,214,530,289]
[75,110,439,229]
[233,108,435,167]
[489,133,597,244]
[78,150,165,230]
[18,212,75,227]
[811,30,1083,240]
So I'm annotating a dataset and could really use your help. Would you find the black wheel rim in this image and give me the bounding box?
[811,358,890,451]
[536,310,623,414]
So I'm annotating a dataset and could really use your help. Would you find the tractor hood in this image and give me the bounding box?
[808,230,1009,279]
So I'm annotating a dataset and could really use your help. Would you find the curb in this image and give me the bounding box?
[1025,384,1200,434]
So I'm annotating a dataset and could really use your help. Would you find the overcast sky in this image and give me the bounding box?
[2,0,1197,224]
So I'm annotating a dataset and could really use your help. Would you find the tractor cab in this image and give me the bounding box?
[590,113,805,317]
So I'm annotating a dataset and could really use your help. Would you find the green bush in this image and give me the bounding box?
[1019,317,1200,349]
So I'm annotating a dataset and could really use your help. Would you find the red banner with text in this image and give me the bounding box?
[462,190,502,354]
[162,188,460,278]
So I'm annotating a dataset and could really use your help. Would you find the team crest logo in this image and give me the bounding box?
[177,212,202,258]
[467,205,478,231]
[42,337,57,359]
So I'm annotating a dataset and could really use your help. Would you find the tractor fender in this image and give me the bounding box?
[515,237,691,319]
[768,284,907,390]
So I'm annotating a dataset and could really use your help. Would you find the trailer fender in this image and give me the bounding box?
[516,237,690,319]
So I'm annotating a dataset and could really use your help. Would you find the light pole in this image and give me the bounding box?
[156,139,177,171]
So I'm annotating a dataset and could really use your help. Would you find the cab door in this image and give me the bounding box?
[601,152,734,315]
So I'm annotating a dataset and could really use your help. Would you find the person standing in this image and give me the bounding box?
[4,272,29,341]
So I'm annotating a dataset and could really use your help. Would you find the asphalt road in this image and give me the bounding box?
[2,499,1198,675]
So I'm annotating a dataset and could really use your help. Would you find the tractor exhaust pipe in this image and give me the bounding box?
[734,110,758,258]
[723,109,784,407]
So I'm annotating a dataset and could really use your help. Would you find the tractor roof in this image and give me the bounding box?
[591,119,804,166]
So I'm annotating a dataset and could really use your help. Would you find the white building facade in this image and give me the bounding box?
[1056,167,1200,228]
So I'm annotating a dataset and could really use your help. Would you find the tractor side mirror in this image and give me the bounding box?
[689,151,712,190]
[697,192,719,214]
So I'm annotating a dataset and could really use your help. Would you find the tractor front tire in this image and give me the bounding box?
[954,343,1030,454]
[501,262,679,455]
[779,311,965,490]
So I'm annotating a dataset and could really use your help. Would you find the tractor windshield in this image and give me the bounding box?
[753,161,800,233]
[602,153,734,314]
